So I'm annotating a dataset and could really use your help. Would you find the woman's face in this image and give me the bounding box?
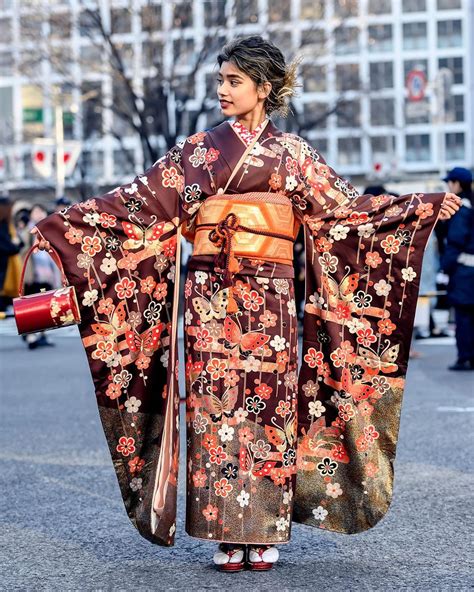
[216,60,270,118]
[30,205,47,223]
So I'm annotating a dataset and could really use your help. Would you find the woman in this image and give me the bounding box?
[31,36,460,571]
[21,204,59,349]
[441,167,474,370]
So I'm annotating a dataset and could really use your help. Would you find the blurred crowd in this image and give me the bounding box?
[1,169,473,369]
[0,195,71,349]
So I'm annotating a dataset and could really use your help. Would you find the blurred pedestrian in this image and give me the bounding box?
[21,203,58,349]
[54,196,72,212]
[0,196,23,312]
[441,167,474,371]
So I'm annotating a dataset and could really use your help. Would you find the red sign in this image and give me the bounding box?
[406,70,427,102]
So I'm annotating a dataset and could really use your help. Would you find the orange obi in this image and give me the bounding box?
[182,192,300,265]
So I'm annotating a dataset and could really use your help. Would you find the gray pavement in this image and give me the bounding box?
[0,322,473,591]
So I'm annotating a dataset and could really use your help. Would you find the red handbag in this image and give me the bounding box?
[13,240,81,335]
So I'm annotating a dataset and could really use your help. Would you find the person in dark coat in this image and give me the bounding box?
[441,167,474,371]
[0,196,23,312]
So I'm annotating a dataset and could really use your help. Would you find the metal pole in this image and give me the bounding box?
[55,103,65,198]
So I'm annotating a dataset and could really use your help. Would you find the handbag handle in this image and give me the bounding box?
[18,238,69,297]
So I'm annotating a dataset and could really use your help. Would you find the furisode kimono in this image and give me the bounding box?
[35,118,445,547]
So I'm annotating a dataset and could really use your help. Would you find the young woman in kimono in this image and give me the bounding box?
[32,36,460,572]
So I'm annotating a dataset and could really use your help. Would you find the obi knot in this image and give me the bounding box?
[208,213,241,290]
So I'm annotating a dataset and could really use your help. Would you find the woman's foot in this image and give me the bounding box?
[213,543,246,572]
[247,545,279,571]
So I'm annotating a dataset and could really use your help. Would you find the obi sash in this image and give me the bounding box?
[183,192,300,267]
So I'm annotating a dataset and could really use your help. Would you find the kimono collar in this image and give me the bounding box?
[230,118,270,146]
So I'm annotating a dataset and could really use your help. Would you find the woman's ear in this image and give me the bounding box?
[258,81,272,99]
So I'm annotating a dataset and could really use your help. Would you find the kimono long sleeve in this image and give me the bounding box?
[292,139,446,534]
[34,142,194,546]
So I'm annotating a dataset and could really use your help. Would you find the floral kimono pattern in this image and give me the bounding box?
[35,119,445,546]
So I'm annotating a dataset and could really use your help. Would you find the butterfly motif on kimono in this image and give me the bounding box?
[340,368,376,402]
[355,342,399,374]
[239,448,277,480]
[192,288,229,323]
[91,301,127,339]
[125,323,164,356]
[223,316,270,355]
[322,271,364,309]
[265,416,297,453]
[202,387,238,423]
[122,220,167,251]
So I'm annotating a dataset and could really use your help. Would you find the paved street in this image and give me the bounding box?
[0,320,473,591]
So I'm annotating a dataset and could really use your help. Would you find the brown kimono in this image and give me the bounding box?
[35,119,445,547]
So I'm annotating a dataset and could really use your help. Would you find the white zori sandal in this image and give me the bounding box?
[213,543,246,572]
[247,545,279,571]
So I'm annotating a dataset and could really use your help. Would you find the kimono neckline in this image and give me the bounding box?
[228,118,271,146]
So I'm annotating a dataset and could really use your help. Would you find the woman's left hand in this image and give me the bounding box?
[439,192,461,220]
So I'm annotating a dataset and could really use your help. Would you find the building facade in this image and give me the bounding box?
[0,0,472,198]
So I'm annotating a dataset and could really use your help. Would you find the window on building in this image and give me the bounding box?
[0,17,12,44]
[301,28,326,51]
[303,102,328,128]
[49,12,71,39]
[203,35,227,63]
[437,0,461,9]
[203,0,226,27]
[141,4,162,32]
[173,38,194,67]
[235,0,259,24]
[271,30,293,57]
[300,0,324,19]
[437,20,462,48]
[404,98,430,124]
[79,9,99,37]
[405,134,430,161]
[403,22,427,50]
[114,149,136,177]
[334,0,358,17]
[301,64,327,93]
[80,44,103,70]
[335,26,359,56]
[81,150,104,181]
[22,85,44,142]
[370,98,395,126]
[368,0,392,13]
[142,40,163,69]
[445,132,464,160]
[81,81,102,139]
[173,0,193,28]
[50,46,73,76]
[314,139,328,156]
[368,24,393,52]
[438,56,463,84]
[268,0,291,22]
[369,62,393,90]
[336,100,360,127]
[452,94,464,122]
[403,59,428,80]
[371,136,395,160]
[0,51,13,76]
[336,64,360,91]
[337,137,361,166]
[402,0,426,11]
[111,8,131,34]
[115,43,133,71]
[172,73,194,103]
